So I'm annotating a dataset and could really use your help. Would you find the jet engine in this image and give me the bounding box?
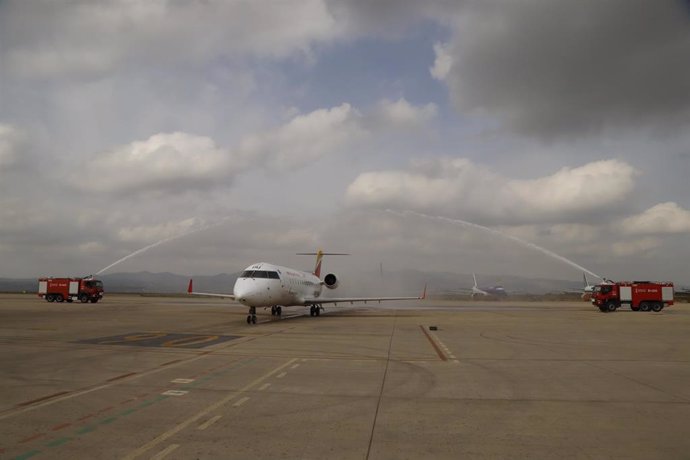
[323,273,339,289]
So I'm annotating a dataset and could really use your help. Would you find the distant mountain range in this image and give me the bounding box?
[0,270,586,296]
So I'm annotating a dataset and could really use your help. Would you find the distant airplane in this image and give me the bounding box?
[470,273,508,298]
[188,249,425,324]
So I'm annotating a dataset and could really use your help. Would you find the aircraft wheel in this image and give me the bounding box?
[309,306,315,316]
[315,307,320,316]
[271,306,276,316]
[246,315,252,324]
[251,315,257,324]
[652,302,663,312]
[277,306,282,316]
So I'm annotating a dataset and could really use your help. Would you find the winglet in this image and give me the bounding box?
[420,283,427,300]
[187,279,193,294]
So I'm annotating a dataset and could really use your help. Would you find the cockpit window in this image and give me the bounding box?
[240,270,280,279]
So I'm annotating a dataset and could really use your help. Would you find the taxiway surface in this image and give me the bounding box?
[1,294,689,459]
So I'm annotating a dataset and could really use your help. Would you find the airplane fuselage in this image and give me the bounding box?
[233,262,323,308]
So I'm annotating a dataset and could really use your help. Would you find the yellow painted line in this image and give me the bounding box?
[123,358,298,460]
[258,383,271,391]
[232,397,250,407]
[197,415,221,431]
[150,444,179,460]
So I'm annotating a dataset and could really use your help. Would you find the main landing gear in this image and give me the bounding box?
[309,304,322,317]
[246,306,257,325]
[270,306,283,317]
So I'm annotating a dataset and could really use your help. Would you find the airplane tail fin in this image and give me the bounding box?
[583,272,588,288]
[187,279,193,294]
[296,249,349,278]
[473,273,478,288]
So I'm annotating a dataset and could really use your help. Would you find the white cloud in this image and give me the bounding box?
[371,98,437,129]
[345,158,638,225]
[238,103,365,170]
[430,42,452,80]
[621,202,690,235]
[74,132,237,193]
[2,1,338,79]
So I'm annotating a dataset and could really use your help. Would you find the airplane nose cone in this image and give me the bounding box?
[234,280,263,306]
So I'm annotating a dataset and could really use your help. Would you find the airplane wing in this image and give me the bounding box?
[187,279,235,300]
[303,285,426,305]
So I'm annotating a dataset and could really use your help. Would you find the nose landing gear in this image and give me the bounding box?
[246,306,257,324]
[270,306,283,317]
[309,304,322,317]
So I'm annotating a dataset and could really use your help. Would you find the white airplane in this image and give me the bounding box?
[471,273,508,298]
[188,249,426,324]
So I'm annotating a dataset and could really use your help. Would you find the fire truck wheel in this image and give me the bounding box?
[79,294,89,303]
[606,302,617,312]
[598,306,607,312]
[652,302,663,312]
[55,294,64,303]
[640,302,651,312]
[66,298,73,303]
[90,298,99,303]
[46,294,55,302]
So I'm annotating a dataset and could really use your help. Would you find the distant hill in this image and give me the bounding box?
[0,270,584,295]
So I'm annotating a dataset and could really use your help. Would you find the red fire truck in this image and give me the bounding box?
[38,276,104,303]
[591,281,674,312]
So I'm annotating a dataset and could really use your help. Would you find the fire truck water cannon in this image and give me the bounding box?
[591,280,674,313]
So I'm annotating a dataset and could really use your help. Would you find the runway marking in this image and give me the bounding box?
[0,353,210,420]
[150,444,179,460]
[122,358,298,460]
[258,383,271,391]
[50,422,72,432]
[162,390,188,397]
[197,415,222,431]
[9,358,256,459]
[19,434,44,444]
[171,378,195,384]
[16,391,70,407]
[233,397,250,407]
[107,372,138,382]
[290,363,300,369]
[277,372,287,378]
[419,325,447,361]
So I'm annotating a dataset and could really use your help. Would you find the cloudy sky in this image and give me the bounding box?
[1,0,689,286]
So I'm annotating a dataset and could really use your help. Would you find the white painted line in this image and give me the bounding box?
[162,390,188,396]
[233,397,250,407]
[150,444,179,460]
[197,415,222,431]
[277,372,287,379]
[290,364,300,369]
[258,383,271,391]
[453,360,460,364]
[123,358,298,460]
[171,378,195,384]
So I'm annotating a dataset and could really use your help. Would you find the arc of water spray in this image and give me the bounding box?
[96,217,232,275]
[387,209,603,281]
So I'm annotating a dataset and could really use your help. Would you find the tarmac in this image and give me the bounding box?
[1,293,689,459]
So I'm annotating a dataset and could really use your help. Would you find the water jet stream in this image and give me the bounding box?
[388,209,603,281]
[96,218,231,275]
